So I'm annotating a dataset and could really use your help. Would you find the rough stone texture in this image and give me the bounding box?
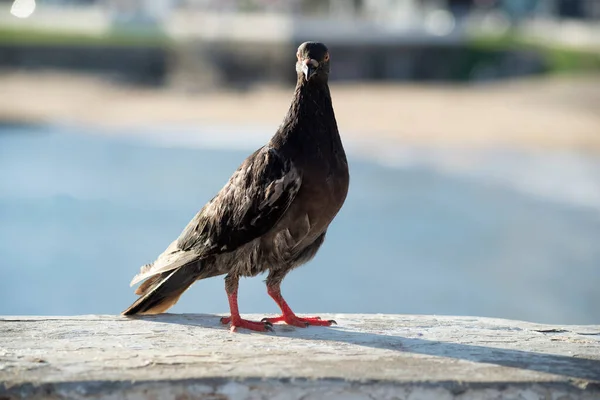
[0,314,599,399]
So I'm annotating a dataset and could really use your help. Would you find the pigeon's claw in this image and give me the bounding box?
[265,285,336,328]
[262,314,335,328]
[221,316,273,332]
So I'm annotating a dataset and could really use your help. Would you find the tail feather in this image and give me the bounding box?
[129,242,198,288]
[135,274,162,296]
[122,266,198,316]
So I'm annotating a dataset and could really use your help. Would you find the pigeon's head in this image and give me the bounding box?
[296,42,330,83]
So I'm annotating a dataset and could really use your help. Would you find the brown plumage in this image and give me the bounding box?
[122,42,349,331]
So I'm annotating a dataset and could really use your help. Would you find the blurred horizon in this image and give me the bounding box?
[1,0,599,87]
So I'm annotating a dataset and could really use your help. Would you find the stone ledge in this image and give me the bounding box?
[1,314,599,399]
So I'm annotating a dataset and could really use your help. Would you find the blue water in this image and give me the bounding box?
[1,124,599,324]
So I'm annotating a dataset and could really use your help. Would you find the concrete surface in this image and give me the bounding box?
[0,314,599,399]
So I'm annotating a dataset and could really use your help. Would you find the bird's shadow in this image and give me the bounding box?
[130,313,600,383]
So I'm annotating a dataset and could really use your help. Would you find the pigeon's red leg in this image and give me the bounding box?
[220,275,273,332]
[262,284,336,328]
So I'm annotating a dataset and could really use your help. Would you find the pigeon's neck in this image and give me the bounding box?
[290,78,335,123]
[273,77,340,152]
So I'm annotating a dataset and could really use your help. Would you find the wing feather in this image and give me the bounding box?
[129,146,301,286]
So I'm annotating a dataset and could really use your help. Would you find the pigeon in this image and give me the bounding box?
[122,42,349,332]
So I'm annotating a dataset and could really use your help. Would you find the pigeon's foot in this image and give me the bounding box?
[220,316,273,332]
[222,278,273,332]
[264,284,337,327]
[261,314,337,328]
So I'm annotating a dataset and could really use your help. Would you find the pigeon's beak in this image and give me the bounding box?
[302,59,319,81]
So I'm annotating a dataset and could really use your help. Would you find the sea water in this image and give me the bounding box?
[1,123,599,324]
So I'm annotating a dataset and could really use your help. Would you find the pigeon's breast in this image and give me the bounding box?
[293,161,347,234]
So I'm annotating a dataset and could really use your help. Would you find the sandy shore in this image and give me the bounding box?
[1,72,599,153]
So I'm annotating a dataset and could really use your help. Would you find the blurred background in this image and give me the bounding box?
[0,0,599,325]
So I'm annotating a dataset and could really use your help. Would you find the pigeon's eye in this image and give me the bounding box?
[324,53,330,62]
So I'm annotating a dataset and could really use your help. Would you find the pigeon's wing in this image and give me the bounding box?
[129,146,301,286]
[178,146,302,253]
